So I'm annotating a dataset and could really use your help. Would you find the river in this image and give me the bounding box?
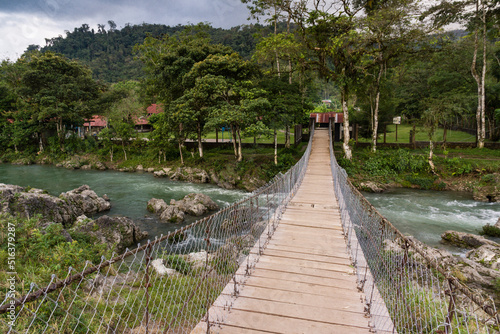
[363,188,500,253]
[2,164,500,252]
[0,164,248,240]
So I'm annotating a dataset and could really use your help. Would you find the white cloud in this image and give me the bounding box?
[0,13,69,60]
[0,0,251,61]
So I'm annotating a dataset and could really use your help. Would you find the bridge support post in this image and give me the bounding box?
[444,279,456,334]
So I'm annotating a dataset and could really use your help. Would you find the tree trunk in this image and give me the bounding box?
[480,4,487,148]
[274,129,278,165]
[178,140,184,165]
[428,140,436,174]
[274,6,281,78]
[285,125,290,149]
[371,64,383,153]
[471,0,485,149]
[341,89,352,160]
[237,127,243,162]
[232,127,238,159]
[197,122,203,158]
[110,147,113,162]
[122,140,127,161]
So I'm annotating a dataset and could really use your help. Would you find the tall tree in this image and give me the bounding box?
[358,0,432,153]
[136,24,233,161]
[424,0,499,148]
[17,51,101,152]
[188,53,262,161]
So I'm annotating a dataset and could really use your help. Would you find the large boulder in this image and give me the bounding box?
[59,185,111,216]
[147,198,168,213]
[0,183,75,225]
[171,193,219,216]
[148,193,219,223]
[159,206,185,223]
[496,217,500,229]
[441,230,499,248]
[169,167,210,183]
[467,244,500,270]
[71,215,148,253]
[359,181,386,193]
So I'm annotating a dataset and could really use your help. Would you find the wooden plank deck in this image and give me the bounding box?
[193,128,371,333]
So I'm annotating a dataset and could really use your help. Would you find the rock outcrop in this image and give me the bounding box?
[390,235,500,305]
[441,230,499,248]
[170,193,219,216]
[71,215,148,253]
[60,185,111,216]
[152,166,265,191]
[0,183,110,226]
[359,181,386,193]
[159,206,185,223]
[147,193,219,223]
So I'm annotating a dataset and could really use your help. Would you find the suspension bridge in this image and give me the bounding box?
[0,123,498,333]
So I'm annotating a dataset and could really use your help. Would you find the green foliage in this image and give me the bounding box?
[479,224,500,238]
[40,22,277,82]
[356,148,429,177]
[0,214,110,288]
[443,157,476,176]
[163,255,192,275]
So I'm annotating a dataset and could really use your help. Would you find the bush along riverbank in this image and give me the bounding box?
[335,145,500,203]
[0,143,306,192]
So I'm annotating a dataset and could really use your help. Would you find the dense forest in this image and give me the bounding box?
[29,22,279,82]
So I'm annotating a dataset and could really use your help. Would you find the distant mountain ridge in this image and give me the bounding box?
[33,22,277,83]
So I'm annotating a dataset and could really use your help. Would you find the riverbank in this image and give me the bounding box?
[0,143,306,192]
[335,144,500,203]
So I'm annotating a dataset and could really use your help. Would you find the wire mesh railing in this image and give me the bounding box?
[328,121,499,334]
[0,126,315,334]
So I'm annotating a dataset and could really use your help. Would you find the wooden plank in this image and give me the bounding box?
[253,259,355,278]
[241,275,362,299]
[245,267,356,287]
[208,308,370,334]
[257,248,351,265]
[228,297,368,328]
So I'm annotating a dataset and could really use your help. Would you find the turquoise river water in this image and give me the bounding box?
[0,164,248,240]
[1,164,499,251]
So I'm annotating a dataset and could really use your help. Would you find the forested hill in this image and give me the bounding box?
[35,22,275,83]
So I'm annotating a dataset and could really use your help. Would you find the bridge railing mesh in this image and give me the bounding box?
[328,122,499,333]
[0,126,314,334]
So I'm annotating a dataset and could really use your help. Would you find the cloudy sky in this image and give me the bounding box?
[0,0,252,61]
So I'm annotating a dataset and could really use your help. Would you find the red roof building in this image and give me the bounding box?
[135,104,163,132]
[83,115,107,128]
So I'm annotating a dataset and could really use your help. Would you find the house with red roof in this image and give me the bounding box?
[83,104,164,136]
[134,103,163,132]
[83,115,107,135]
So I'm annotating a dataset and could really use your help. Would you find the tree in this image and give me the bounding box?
[136,24,234,162]
[358,0,432,153]
[188,53,262,161]
[424,0,500,148]
[256,0,367,159]
[17,51,101,152]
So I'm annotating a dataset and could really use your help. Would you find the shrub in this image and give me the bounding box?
[163,255,191,275]
[479,224,500,237]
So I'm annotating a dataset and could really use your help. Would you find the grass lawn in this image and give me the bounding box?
[357,124,477,143]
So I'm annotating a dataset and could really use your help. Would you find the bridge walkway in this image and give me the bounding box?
[196,128,371,333]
